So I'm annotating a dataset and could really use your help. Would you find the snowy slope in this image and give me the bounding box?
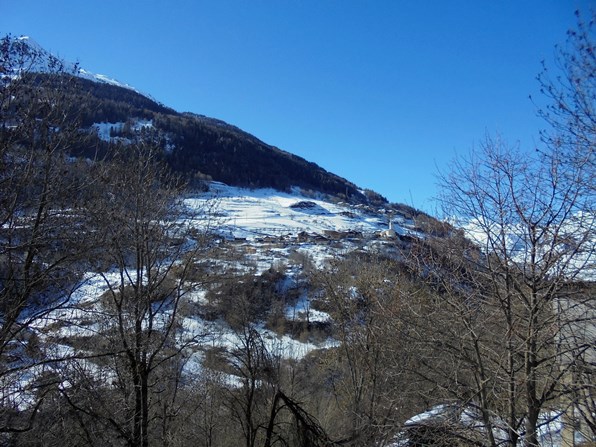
[30,182,408,347]
[184,182,415,241]
[26,183,410,372]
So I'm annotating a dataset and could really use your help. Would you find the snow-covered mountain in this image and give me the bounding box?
[1,35,139,93]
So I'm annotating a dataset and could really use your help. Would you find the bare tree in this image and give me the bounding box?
[226,324,275,447]
[404,13,595,446]
[419,132,595,446]
[315,254,420,446]
[536,10,595,181]
[0,35,99,435]
[531,11,594,444]
[52,145,212,447]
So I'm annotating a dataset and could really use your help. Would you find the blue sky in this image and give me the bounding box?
[2,1,591,210]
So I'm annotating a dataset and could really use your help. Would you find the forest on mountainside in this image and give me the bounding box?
[6,65,370,202]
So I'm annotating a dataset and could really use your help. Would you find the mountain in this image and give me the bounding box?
[0,35,139,91]
[3,33,594,447]
[1,35,392,206]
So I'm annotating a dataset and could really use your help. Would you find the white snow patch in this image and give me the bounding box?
[286,293,331,323]
[183,182,411,241]
[91,121,125,142]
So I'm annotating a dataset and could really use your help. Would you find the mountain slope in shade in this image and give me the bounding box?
[2,34,400,207]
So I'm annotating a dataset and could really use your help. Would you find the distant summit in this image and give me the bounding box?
[1,35,139,93]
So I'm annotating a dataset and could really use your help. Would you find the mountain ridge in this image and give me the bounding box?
[3,35,143,93]
[1,34,396,208]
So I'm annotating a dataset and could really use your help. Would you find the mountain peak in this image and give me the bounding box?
[1,34,139,94]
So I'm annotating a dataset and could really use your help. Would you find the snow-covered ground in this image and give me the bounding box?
[22,183,407,385]
[184,182,413,241]
[7,182,593,446]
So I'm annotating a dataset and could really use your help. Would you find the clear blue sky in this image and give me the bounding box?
[2,1,591,211]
